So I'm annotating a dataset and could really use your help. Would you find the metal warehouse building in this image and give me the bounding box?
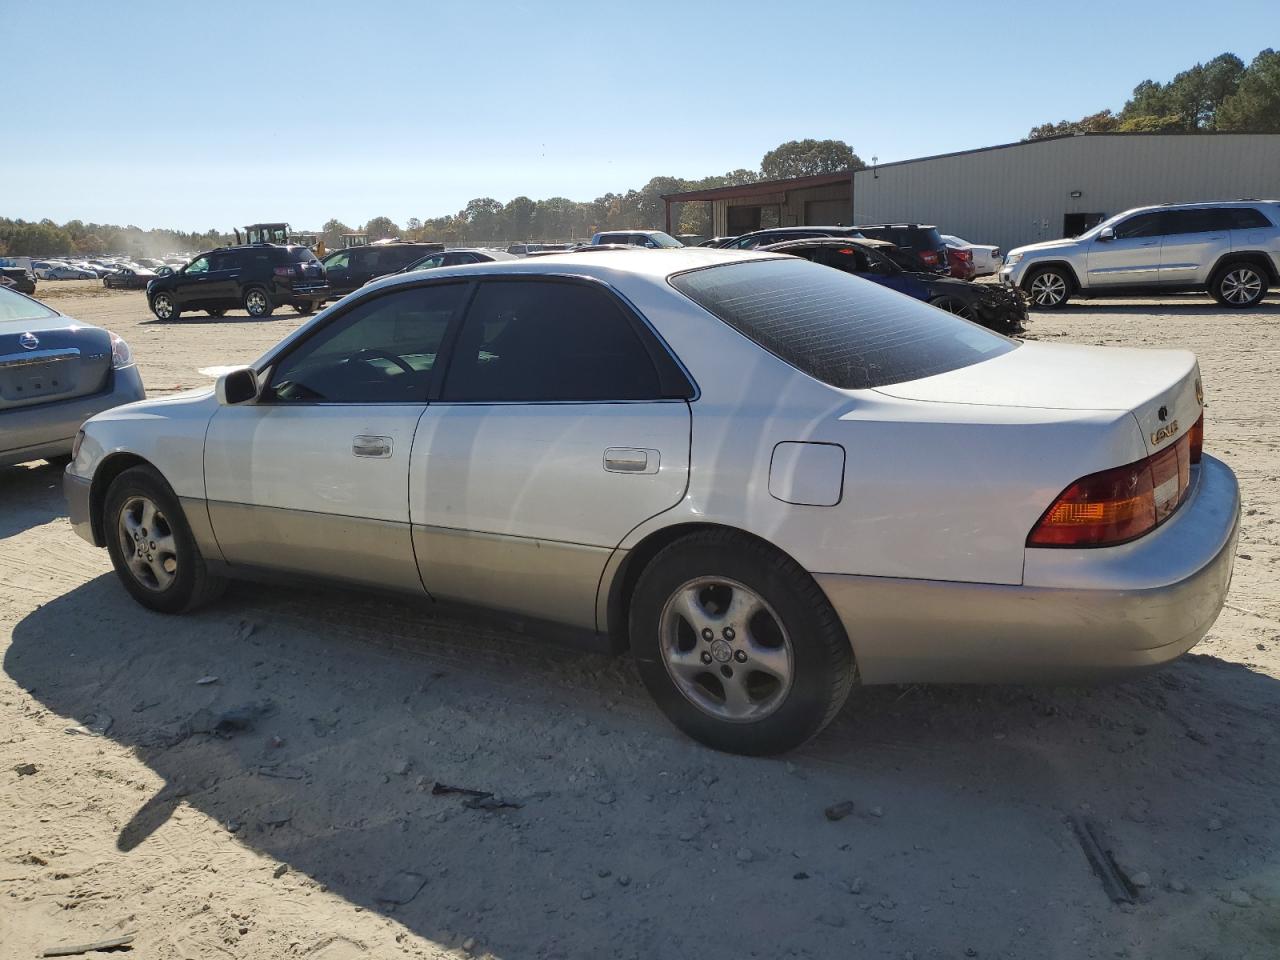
[853,132,1280,254]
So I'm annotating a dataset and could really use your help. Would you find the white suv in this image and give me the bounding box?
[1001,201,1280,309]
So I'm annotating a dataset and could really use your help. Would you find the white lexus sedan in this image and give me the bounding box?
[64,249,1240,755]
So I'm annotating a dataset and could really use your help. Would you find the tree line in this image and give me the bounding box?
[318,139,864,246]
[0,218,228,259]
[1028,49,1280,139]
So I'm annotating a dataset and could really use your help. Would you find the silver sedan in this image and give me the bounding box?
[64,249,1238,754]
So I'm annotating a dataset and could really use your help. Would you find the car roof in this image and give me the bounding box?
[762,237,895,250]
[1122,199,1280,215]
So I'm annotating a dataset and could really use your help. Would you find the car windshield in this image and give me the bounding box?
[645,231,683,248]
[670,258,1015,390]
[0,285,58,322]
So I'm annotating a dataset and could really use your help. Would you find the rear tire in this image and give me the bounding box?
[243,287,274,317]
[1023,266,1072,309]
[1210,261,1268,308]
[629,529,854,755]
[104,466,226,614]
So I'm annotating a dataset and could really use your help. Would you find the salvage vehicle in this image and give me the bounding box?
[761,237,1027,333]
[852,223,951,273]
[103,266,157,290]
[943,234,1003,278]
[65,249,1238,755]
[1,284,143,467]
[0,266,36,295]
[45,264,97,280]
[147,244,327,319]
[717,226,865,249]
[590,230,684,248]
[1001,200,1280,309]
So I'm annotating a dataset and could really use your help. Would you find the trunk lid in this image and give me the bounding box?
[0,319,113,412]
[874,341,1202,457]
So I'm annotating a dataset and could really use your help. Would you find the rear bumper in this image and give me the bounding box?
[0,365,146,468]
[817,455,1240,684]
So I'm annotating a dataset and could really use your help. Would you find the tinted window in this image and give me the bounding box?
[289,247,319,263]
[1230,207,1272,228]
[670,258,1014,391]
[269,284,466,403]
[442,280,662,402]
[1165,209,1234,234]
[324,251,350,271]
[184,256,211,275]
[1113,212,1165,239]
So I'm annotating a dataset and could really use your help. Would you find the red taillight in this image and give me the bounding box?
[1028,429,1194,547]
[951,248,972,262]
[273,265,293,277]
[1188,413,1203,464]
[920,250,938,265]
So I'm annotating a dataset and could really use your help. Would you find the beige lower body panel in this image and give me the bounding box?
[412,524,610,631]
[207,500,424,595]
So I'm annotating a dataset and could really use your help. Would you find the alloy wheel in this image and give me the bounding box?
[659,577,794,722]
[934,297,976,320]
[1221,268,1262,305]
[1029,272,1067,306]
[152,294,174,319]
[245,290,269,315]
[117,495,178,592]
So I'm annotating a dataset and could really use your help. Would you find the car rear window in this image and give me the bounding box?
[288,247,319,263]
[670,258,1015,390]
[0,285,58,322]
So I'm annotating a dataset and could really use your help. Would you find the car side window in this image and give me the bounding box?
[1166,209,1232,234]
[441,280,663,402]
[268,284,467,404]
[1229,207,1272,229]
[325,252,350,272]
[185,256,210,275]
[1113,212,1165,239]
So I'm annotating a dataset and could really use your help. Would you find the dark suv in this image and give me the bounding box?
[851,224,950,273]
[147,245,326,320]
[320,242,444,301]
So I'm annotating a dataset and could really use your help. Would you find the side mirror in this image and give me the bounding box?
[216,367,260,405]
[1098,227,1115,242]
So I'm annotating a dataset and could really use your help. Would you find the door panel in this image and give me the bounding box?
[205,404,425,592]
[410,401,691,627]
[1161,209,1232,284]
[1086,211,1165,286]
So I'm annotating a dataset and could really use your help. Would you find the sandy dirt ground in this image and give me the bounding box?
[2,280,1278,959]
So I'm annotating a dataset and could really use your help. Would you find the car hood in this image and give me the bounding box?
[1008,237,1081,257]
[875,341,1201,457]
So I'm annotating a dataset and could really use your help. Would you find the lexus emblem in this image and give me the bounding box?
[19,331,39,350]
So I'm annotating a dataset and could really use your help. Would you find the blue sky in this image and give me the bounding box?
[4,0,1273,231]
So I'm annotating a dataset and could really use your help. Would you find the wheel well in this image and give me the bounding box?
[1022,260,1080,291]
[604,522,807,653]
[89,453,151,546]
[1210,251,1278,285]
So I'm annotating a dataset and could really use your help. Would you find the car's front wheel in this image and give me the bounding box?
[629,529,854,755]
[1023,266,1073,309]
[1211,262,1268,308]
[104,466,225,614]
[929,295,976,320]
[243,287,274,317]
[150,291,179,320]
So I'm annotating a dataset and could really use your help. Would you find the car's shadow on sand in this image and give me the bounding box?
[8,577,1280,958]
[139,311,311,326]
[1043,299,1280,317]
[0,459,69,539]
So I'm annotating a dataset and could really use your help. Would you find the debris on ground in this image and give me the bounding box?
[431,781,523,810]
[1070,816,1137,904]
[40,931,136,956]
[195,676,219,685]
[824,800,856,821]
[376,871,428,905]
[14,762,38,776]
[187,700,276,739]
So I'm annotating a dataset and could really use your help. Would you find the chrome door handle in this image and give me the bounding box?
[353,435,392,458]
[604,447,659,474]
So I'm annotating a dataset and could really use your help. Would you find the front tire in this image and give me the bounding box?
[1023,266,1072,309]
[629,529,854,755]
[929,295,977,321]
[1211,262,1268,308]
[104,466,226,614]
[243,287,274,317]
[150,291,179,320]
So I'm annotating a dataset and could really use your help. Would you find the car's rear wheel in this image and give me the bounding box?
[1211,262,1268,308]
[206,308,226,318]
[243,287,274,317]
[629,529,854,755]
[150,291,179,320]
[1023,266,1072,309]
[929,295,977,320]
[104,466,225,614]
